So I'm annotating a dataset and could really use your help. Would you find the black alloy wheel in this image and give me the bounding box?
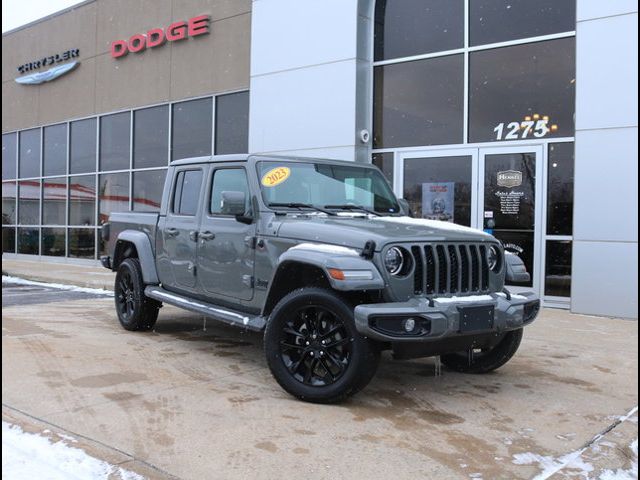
[114,258,159,331]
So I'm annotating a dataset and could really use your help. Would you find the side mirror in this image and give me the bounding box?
[221,191,247,217]
[398,198,413,217]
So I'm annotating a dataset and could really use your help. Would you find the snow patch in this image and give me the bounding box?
[2,422,144,480]
[2,275,114,296]
[434,294,495,304]
[289,243,359,256]
[371,216,492,237]
[598,439,638,480]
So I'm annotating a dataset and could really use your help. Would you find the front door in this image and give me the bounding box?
[196,166,255,302]
[479,146,543,293]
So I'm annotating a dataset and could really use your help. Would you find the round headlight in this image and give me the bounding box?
[384,247,404,275]
[486,245,500,271]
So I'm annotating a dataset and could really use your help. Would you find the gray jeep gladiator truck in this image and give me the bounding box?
[101,154,539,403]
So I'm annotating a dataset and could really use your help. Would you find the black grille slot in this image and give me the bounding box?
[411,246,424,294]
[436,245,447,294]
[479,245,489,290]
[470,245,480,291]
[448,245,459,293]
[459,245,470,293]
[424,246,436,294]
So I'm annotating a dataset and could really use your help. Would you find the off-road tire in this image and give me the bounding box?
[441,329,523,374]
[264,287,379,404]
[114,258,159,331]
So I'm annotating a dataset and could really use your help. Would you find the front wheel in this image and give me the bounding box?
[440,329,523,374]
[264,288,379,404]
[114,258,159,331]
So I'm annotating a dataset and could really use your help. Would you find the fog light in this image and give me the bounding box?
[403,318,416,332]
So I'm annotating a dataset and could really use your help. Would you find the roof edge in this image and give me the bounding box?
[2,0,96,37]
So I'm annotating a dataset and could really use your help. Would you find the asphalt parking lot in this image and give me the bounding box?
[2,279,638,479]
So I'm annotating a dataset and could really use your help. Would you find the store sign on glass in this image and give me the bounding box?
[493,114,559,141]
[421,182,454,223]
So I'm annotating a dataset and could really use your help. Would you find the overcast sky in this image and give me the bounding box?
[3,0,86,33]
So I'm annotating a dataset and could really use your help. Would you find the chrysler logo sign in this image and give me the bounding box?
[15,48,80,85]
[497,170,523,188]
[15,61,79,85]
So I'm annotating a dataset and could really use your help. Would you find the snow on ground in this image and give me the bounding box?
[2,275,114,296]
[2,422,143,480]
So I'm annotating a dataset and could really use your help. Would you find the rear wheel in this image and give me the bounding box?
[441,329,523,374]
[114,258,159,331]
[264,288,379,403]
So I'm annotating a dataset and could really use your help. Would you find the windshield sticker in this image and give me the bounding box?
[261,166,291,187]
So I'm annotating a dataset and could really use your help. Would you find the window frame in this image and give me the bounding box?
[171,168,204,217]
[207,166,251,218]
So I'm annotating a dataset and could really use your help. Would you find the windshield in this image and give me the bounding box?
[257,161,400,215]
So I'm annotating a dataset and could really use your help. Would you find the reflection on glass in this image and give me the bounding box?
[133,169,166,212]
[69,175,96,225]
[403,156,472,226]
[18,179,41,225]
[43,177,67,225]
[545,240,572,297]
[99,173,129,225]
[470,0,575,46]
[469,38,575,143]
[374,0,464,61]
[43,124,67,176]
[372,152,394,185]
[19,129,41,178]
[172,98,212,161]
[497,230,534,288]
[173,170,203,215]
[215,92,249,155]
[70,118,97,174]
[68,228,95,258]
[42,228,66,256]
[547,143,574,235]
[2,227,15,253]
[100,112,131,171]
[2,181,16,225]
[3,133,18,180]
[374,55,464,148]
[18,227,39,254]
[134,105,169,169]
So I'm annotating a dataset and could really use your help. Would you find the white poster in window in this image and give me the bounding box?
[422,182,454,223]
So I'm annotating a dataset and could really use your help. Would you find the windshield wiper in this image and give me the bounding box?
[324,204,382,216]
[268,202,337,215]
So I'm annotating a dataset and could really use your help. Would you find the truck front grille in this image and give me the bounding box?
[411,243,490,296]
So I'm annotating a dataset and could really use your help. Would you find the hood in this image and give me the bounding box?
[274,214,494,250]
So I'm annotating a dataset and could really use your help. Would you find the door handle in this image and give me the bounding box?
[199,231,215,241]
[166,227,179,237]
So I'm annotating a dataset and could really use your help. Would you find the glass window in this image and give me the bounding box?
[172,170,203,215]
[372,152,394,185]
[68,228,95,258]
[374,0,464,61]
[172,98,212,161]
[545,240,572,297]
[2,227,15,253]
[43,177,67,225]
[2,181,16,225]
[469,38,575,143]
[18,227,39,254]
[99,173,129,225]
[403,156,472,226]
[100,112,130,171]
[70,118,97,174]
[373,55,464,148]
[210,169,250,215]
[133,169,166,212]
[3,133,17,180]
[19,129,41,178]
[470,0,576,47]
[215,92,249,155]
[547,143,574,235]
[42,228,66,256]
[133,105,169,169]
[43,124,67,177]
[18,179,40,225]
[69,175,96,225]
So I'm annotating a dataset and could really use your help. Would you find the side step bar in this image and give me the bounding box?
[144,286,266,332]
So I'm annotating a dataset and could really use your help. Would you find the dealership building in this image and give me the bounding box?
[2,0,638,318]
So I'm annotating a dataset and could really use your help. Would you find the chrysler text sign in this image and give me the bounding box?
[110,15,210,58]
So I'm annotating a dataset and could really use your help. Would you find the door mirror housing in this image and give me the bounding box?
[220,191,252,223]
[397,198,413,217]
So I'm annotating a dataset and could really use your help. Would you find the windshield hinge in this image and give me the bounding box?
[361,240,376,259]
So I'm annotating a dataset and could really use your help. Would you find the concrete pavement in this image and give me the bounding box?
[1,263,638,479]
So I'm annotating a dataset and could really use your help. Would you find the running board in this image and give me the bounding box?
[144,286,266,332]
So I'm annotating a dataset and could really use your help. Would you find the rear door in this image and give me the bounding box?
[196,166,255,301]
[160,167,205,291]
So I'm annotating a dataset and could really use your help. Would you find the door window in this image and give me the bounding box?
[210,169,250,215]
[172,170,203,216]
